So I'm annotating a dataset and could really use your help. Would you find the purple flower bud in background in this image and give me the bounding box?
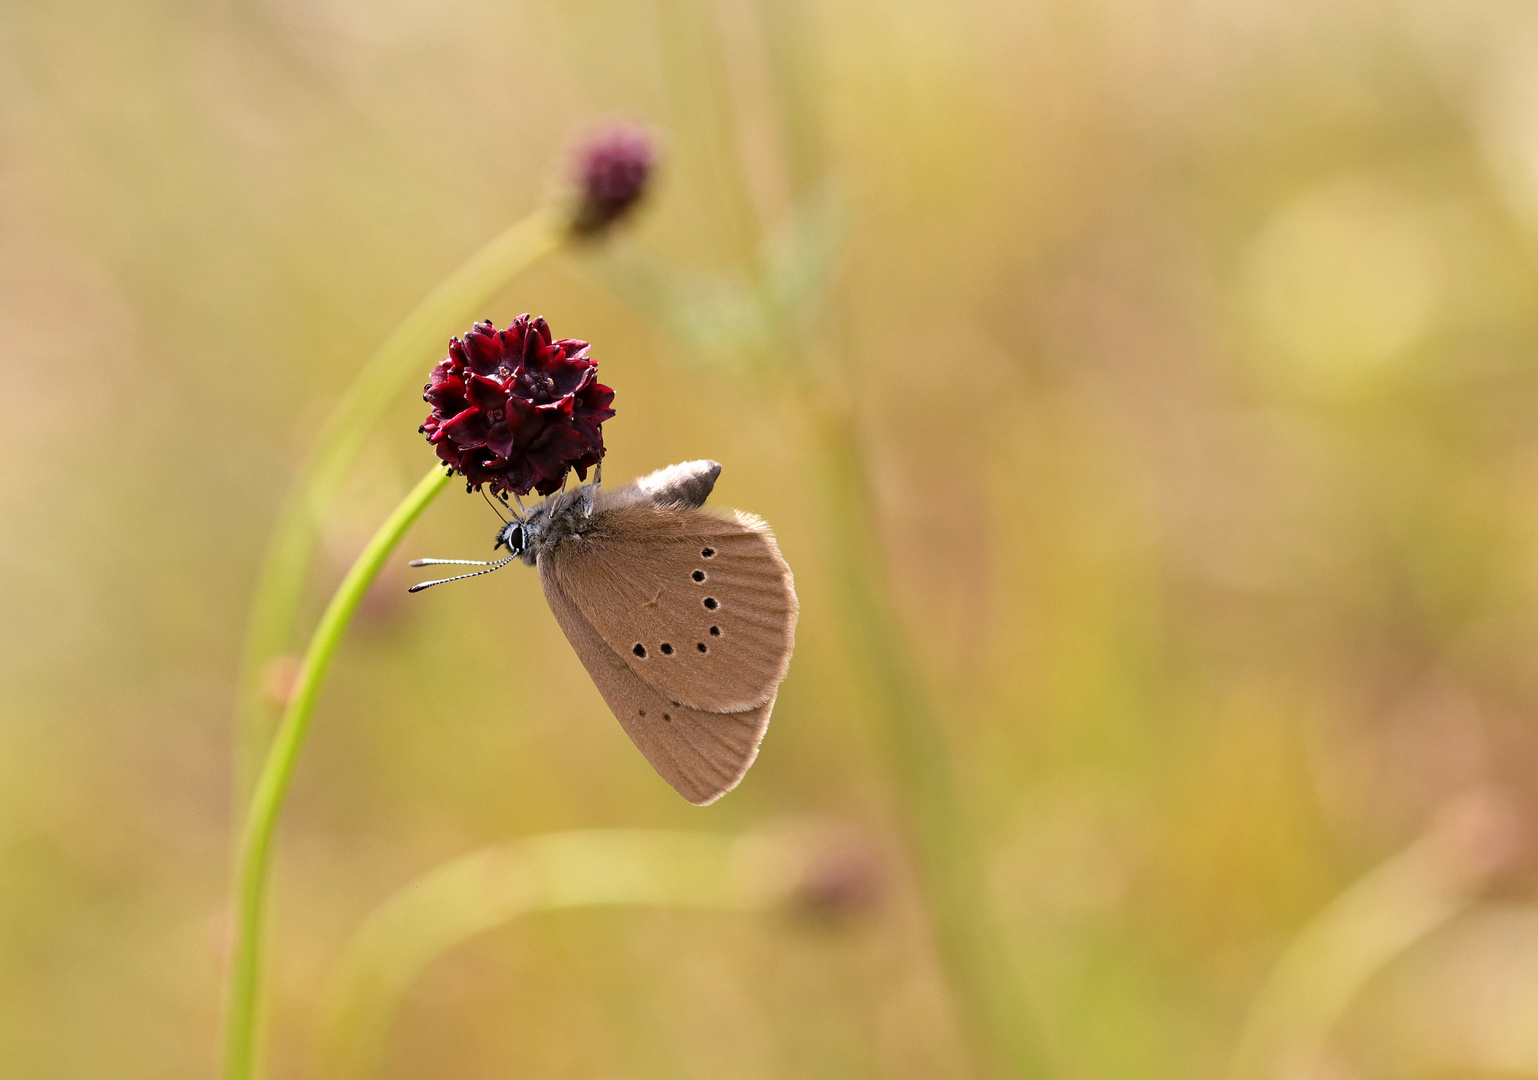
[785,835,885,922]
[568,124,656,239]
[736,821,887,924]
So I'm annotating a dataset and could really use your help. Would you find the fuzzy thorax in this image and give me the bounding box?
[500,486,598,566]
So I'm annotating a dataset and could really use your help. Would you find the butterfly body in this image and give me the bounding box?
[490,460,797,805]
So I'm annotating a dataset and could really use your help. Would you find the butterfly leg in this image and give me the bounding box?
[496,489,525,522]
[549,471,573,516]
[581,463,602,516]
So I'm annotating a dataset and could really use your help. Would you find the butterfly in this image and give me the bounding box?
[410,460,798,804]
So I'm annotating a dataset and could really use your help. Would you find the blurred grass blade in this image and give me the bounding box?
[1362,903,1538,1072]
[758,183,845,334]
[235,206,564,805]
[814,407,1050,1080]
[317,829,757,1080]
[1228,790,1524,1080]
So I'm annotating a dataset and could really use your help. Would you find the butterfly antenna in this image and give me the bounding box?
[497,490,524,522]
[407,555,517,593]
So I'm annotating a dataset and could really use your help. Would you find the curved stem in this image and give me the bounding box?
[318,830,757,1080]
[235,208,564,805]
[222,465,451,1080]
[1228,794,1513,1080]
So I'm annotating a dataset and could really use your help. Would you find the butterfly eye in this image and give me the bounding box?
[495,523,524,553]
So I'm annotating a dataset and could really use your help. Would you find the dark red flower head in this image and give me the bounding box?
[420,315,615,496]
[568,125,655,238]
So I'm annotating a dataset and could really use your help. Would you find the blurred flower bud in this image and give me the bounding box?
[786,836,884,921]
[566,125,655,239]
[734,821,885,924]
[1426,787,1530,883]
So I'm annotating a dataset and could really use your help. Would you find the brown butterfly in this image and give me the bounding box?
[410,460,797,804]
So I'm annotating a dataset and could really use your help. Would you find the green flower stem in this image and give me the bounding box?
[814,405,1049,1080]
[236,207,564,805]
[223,465,451,1080]
[318,830,759,1080]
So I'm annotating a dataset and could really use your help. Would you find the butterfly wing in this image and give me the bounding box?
[538,559,773,805]
[547,499,797,714]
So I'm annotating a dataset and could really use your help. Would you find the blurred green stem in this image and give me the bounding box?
[235,207,563,807]
[655,0,760,265]
[753,0,824,199]
[813,402,1049,1080]
[739,19,1047,1067]
[318,830,758,1079]
[222,465,450,1080]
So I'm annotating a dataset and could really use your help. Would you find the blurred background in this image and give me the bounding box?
[7,0,1538,1077]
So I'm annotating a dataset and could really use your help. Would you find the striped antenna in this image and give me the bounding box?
[407,555,517,593]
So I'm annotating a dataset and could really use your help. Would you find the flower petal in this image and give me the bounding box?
[432,440,464,469]
[441,406,489,448]
[523,316,552,362]
[466,374,508,413]
[424,371,470,415]
[462,324,506,376]
[485,421,517,459]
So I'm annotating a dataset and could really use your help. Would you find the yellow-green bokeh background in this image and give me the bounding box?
[6,0,1538,1077]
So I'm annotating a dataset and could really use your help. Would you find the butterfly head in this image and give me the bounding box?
[493,520,527,558]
